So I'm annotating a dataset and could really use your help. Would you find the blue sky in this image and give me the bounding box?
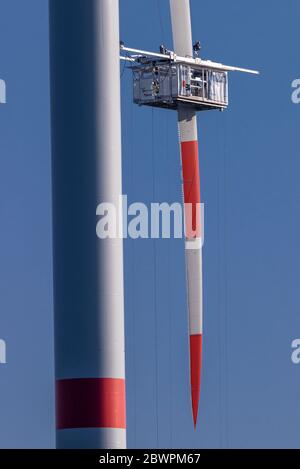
[0,0,300,448]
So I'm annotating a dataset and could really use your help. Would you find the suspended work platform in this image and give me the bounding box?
[133,61,228,111]
[120,45,259,112]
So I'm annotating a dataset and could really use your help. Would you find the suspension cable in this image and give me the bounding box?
[130,97,137,449]
[165,112,174,448]
[156,0,166,44]
[151,108,160,448]
[216,110,229,448]
[223,112,229,448]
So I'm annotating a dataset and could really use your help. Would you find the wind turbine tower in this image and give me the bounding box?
[49,0,126,449]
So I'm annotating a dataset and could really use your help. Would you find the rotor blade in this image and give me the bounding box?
[170,0,203,428]
[178,107,203,429]
[170,0,193,56]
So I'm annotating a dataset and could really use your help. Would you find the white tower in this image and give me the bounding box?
[49,0,126,448]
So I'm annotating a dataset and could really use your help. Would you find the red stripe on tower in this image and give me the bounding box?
[56,378,126,430]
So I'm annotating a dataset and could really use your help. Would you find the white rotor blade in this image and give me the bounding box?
[170,0,193,56]
[170,0,203,428]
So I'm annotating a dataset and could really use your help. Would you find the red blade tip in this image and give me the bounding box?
[190,334,202,428]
